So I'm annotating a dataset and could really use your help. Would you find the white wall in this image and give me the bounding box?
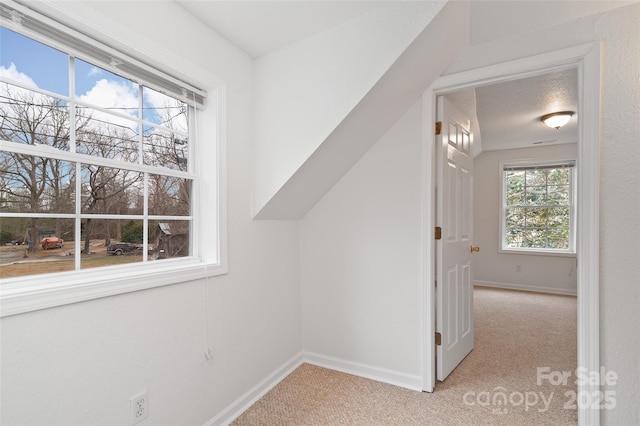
[300,100,424,387]
[473,144,578,295]
[252,2,445,216]
[0,2,301,425]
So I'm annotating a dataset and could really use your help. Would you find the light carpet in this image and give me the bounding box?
[233,287,577,425]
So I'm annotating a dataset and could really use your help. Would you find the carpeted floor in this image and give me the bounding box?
[233,287,577,425]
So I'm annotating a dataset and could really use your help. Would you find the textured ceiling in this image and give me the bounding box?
[475,68,578,151]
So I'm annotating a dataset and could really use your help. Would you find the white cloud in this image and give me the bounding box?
[77,79,139,130]
[0,63,38,88]
[87,66,102,77]
[78,78,138,111]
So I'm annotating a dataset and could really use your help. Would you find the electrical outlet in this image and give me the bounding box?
[130,391,148,425]
[516,264,521,272]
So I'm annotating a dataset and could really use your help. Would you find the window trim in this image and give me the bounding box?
[498,158,577,257]
[0,2,227,317]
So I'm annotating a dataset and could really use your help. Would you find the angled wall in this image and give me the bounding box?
[252,1,450,218]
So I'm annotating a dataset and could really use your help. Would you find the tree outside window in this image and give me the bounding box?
[502,162,575,253]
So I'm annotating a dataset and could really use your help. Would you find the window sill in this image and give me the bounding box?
[498,248,576,258]
[0,260,226,317]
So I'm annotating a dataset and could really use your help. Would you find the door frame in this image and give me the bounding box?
[421,43,601,426]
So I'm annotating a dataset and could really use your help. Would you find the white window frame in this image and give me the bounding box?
[0,1,227,317]
[499,159,577,257]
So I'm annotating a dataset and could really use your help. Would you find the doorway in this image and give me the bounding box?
[421,43,601,426]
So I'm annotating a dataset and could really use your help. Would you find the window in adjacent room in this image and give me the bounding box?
[500,160,576,255]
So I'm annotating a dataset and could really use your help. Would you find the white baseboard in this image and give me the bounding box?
[475,280,577,296]
[205,351,423,425]
[302,351,423,392]
[204,352,303,426]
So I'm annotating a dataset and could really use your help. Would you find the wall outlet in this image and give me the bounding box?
[130,391,148,425]
[516,264,521,272]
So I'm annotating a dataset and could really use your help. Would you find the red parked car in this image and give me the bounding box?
[41,236,64,249]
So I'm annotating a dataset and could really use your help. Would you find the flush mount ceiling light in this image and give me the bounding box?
[541,111,574,129]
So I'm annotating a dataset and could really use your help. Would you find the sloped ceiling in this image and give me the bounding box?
[253,1,469,219]
[179,1,470,220]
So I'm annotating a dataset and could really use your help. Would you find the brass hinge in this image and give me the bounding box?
[435,121,442,135]
[435,332,442,346]
[435,227,442,240]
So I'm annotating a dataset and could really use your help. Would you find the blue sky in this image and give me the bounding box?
[1,26,137,105]
[1,27,69,95]
[1,26,186,130]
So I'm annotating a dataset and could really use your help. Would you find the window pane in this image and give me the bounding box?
[0,27,69,96]
[524,228,547,248]
[81,219,144,270]
[525,185,547,205]
[0,218,74,278]
[506,189,525,206]
[547,185,570,205]
[547,168,570,185]
[149,220,190,260]
[148,174,191,216]
[506,170,525,187]
[81,165,142,215]
[0,152,75,213]
[505,207,525,228]
[1,83,70,149]
[76,106,140,163]
[143,126,188,171]
[526,207,548,228]
[142,86,187,131]
[547,207,570,228]
[505,226,525,248]
[75,59,139,117]
[547,229,570,249]
[525,169,547,186]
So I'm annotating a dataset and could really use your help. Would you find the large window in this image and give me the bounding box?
[0,1,223,316]
[500,160,576,255]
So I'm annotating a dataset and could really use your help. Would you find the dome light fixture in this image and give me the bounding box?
[541,111,574,129]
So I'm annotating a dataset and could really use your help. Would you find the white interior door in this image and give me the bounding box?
[436,96,475,381]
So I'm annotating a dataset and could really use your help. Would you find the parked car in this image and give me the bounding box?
[41,236,64,249]
[107,242,141,256]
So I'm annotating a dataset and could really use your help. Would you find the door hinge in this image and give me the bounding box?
[435,227,442,240]
[435,121,442,135]
[435,332,442,346]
